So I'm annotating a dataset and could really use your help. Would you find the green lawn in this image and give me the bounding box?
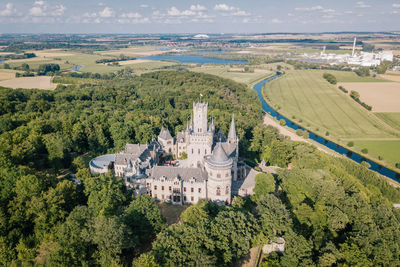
[375,112,400,131]
[190,66,273,86]
[353,140,400,165]
[263,70,396,139]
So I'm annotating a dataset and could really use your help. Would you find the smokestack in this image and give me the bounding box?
[352,37,356,57]
[321,46,326,56]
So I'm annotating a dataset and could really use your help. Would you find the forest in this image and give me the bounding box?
[0,70,399,266]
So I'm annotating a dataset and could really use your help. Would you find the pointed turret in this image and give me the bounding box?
[209,115,215,132]
[228,114,236,143]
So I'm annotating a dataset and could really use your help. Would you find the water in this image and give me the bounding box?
[138,54,247,65]
[72,65,83,72]
[0,59,6,65]
[254,75,400,181]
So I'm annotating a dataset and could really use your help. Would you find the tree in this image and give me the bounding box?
[180,204,208,225]
[252,173,275,202]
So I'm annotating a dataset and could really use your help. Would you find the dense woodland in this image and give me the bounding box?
[0,70,400,266]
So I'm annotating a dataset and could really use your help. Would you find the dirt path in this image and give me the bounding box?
[263,114,338,156]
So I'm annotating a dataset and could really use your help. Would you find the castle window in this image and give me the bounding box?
[198,149,200,154]
[198,188,201,193]
[226,186,229,194]
[192,149,194,154]
[216,187,221,196]
[217,174,221,178]
[184,187,186,192]
[191,196,194,201]
[169,186,172,191]
[162,186,164,191]
[205,149,207,154]
[225,173,229,177]
[184,196,187,201]
[155,194,157,198]
[191,187,194,193]
[162,194,164,199]
[154,185,157,190]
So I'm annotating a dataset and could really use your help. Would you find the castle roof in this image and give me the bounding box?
[228,114,236,140]
[206,142,233,167]
[150,166,207,182]
[158,126,173,140]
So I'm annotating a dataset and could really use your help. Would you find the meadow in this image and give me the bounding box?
[190,65,273,86]
[353,140,400,165]
[376,113,400,131]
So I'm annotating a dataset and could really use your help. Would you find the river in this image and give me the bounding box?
[254,74,400,181]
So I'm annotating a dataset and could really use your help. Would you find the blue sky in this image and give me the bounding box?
[0,0,399,33]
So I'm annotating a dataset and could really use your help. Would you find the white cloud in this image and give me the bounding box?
[34,1,45,6]
[214,4,236,11]
[140,4,149,8]
[344,10,354,14]
[121,12,142,18]
[167,6,195,16]
[98,2,105,6]
[53,5,66,16]
[190,4,206,11]
[288,13,294,17]
[83,12,97,18]
[232,10,250,16]
[356,1,371,8]
[0,3,16,16]
[99,7,115,18]
[271,18,282,24]
[393,3,400,8]
[29,6,45,16]
[117,17,149,24]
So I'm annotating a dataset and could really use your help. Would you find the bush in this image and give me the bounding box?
[347,141,354,147]
[279,119,286,126]
[354,67,370,77]
[338,86,348,93]
[323,73,337,84]
[361,161,371,168]
[361,148,368,154]
[296,129,303,136]
[325,131,330,136]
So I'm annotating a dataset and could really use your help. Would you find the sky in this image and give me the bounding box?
[0,0,399,33]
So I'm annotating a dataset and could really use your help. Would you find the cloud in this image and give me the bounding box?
[117,17,149,24]
[393,3,400,8]
[140,4,149,8]
[99,7,115,18]
[34,1,45,6]
[29,6,45,16]
[53,5,66,16]
[167,6,195,16]
[295,5,335,13]
[121,12,142,18]
[232,10,250,16]
[214,4,236,11]
[0,3,16,16]
[356,1,371,8]
[271,18,282,24]
[190,4,206,11]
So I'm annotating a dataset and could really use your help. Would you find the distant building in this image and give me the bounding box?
[89,101,248,205]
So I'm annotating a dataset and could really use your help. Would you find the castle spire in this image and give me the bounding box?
[228,114,236,141]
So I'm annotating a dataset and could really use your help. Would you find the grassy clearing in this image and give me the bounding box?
[353,140,400,165]
[190,65,273,85]
[263,70,396,139]
[375,113,400,131]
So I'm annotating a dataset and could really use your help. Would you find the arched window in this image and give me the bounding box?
[216,187,221,196]
[205,149,207,154]
[226,186,229,194]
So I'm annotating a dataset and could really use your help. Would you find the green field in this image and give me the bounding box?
[263,70,396,139]
[353,140,400,165]
[325,70,387,82]
[375,112,400,131]
[191,66,273,85]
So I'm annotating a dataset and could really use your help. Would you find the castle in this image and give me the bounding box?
[89,102,248,205]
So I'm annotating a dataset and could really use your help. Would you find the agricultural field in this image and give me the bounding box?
[353,140,400,165]
[339,82,400,112]
[263,69,400,166]
[325,70,387,82]
[0,70,16,81]
[376,113,400,131]
[190,65,273,85]
[0,76,56,90]
[263,70,397,139]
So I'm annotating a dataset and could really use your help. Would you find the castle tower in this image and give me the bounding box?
[228,114,237,144]
[158,126,174,154]
[205,142,233,204]
[193,102,208,133]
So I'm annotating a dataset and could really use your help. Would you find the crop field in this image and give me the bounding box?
[353,140,400,165]
[0,70,15,81]
[263,70,397,139]
[375,113,400,131]
[95,46,165,57]
[0,76,56,90]
[339,82,400,112]
[190,65,273,85]
[324,70,387,82]
[380,73,400,82]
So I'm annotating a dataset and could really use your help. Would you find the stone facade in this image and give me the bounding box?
[90,101,246,205]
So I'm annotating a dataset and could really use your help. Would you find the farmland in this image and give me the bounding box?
[262,69,400,166]
[190,65,273,85]
[353,140,400,165]
[0,76,56,90]
[376,113,400,131]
